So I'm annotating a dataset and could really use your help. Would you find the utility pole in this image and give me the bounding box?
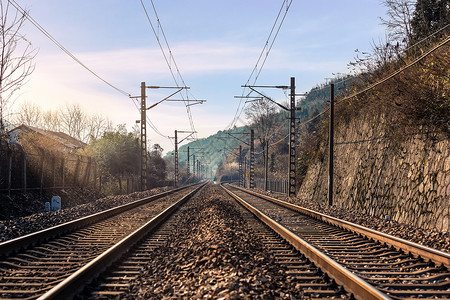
[173,130,195,187]
[197,160,200,180]
[244,157,247,188]
[187,146,190,182]
[250,129,255,189]
[132,83,194,191]
[140,82,147,191]
[239,145,243,187]
[241,77,302,196]
[329,83,334,206]
[193,155,196,179]
[289,77,296,197]
[174,130,178,187]
[265,141,269,191]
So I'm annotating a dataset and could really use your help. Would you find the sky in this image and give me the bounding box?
[10,0,388,154]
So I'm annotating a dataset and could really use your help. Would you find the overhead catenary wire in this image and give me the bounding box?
[228,0,293,130]
[9,0,173,141]
[300,30,450,129]
[8,0,130,97]
[139,0,198,139]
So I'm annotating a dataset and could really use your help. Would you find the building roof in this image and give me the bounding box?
[8,124,86,150]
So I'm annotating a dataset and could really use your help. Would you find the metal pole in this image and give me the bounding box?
[140,82,148,191]
[174,130,178,187]
[289,77,296,197]
[239,145,243,187]
[8,154,12,197]
[250,129,255,189]
[329,83,334,206]
[187,146,190,182]
[23,155,26,192]
[193,155,196,179]
[265,141,269,191]
[244,157,247,188]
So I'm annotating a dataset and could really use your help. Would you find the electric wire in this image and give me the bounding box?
[228,0,293,130]
[8,0,130,97]
[10,0,172,142]
[336,35,450,106]
[140,0,198,139]
[149,0,198,139]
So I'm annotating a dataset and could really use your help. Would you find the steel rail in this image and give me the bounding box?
[0,184,200,257]
[221,184,390,300]
[230,184,450,269]
[38,182,206,300]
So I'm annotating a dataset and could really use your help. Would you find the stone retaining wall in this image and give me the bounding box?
[297,114,449,232]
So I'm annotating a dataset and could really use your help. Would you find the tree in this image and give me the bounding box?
[380,0,415,45]
[0,1,37,132]
[88,128,140,179]
[411,0,450,42]
[59,103,87,142]
[41,109,61,132]
[13,100,41,126]
[147,144,167,187]
[245,99,278,148]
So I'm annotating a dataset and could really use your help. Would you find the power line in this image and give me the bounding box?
[229,0,293,130]
[9,0,172,143]
[140,0,199,139]
[8,0,130,97]
[336,35,450,105]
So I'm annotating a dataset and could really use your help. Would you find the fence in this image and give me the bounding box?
[0,149,98,196]
[254,178,289,194]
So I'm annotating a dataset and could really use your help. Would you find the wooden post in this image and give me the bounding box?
[8,154,12,197]
[23,155,27,192]
[52,157,56,190]
[74,156,82,186]
[40,155,45,197]
[61,158,65,189]
[93,160,97,189]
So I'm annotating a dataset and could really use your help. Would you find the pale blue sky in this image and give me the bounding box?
[14,0,387,153]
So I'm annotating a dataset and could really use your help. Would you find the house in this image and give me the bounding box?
[8,124,86,153]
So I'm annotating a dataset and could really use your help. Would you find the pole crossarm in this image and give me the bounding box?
[166,99,206,107]
[226,132,250,146]
[176,131,197,144]
[147,88,185,110]
[244,86,290,111]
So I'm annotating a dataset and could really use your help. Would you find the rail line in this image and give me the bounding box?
[222,184,450,299]
[79,183,351,299]
[0,184,202,299]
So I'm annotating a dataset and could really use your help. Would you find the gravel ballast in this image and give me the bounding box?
[256,188,450,252]
[87,184,304,299]
[0,187,170,243]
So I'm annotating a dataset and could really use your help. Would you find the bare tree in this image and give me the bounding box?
[59,103,87,142]
[85,114,111,142]
[0,1,37,132]
[13,100,41,126]
[245,99,278,147]
[41,109,61,131]
[380,0,415,46]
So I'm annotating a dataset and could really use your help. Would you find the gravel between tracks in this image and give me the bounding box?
[255,189,450,252]
[89,184,305,299]
[0,187,170,243]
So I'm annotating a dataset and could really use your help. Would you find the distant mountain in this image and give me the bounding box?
[166,125,251,175]
[166,77,352,176]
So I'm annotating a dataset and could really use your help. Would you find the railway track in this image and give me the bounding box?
[0,184,202,299]
[1,182,448,299]
[222,184,450,299]
[80,183,351,299]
